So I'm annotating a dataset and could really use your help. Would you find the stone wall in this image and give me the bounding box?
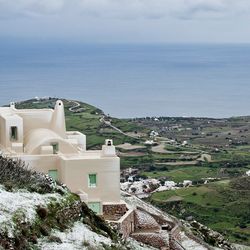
[108,209,135,239]
[134,209,160,231]
[119,209,135,238]
[131,232,169,249]
[169,240,185,250]
[169,225,184,250]
[103,203,127,220]
[137,207,175,230]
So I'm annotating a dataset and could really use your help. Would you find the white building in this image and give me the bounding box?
[150,130,159,137]
[0,100,121,215]
[164,181,176,188]
[183,180,192,187]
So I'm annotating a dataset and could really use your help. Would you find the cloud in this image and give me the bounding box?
[0,0,249,20]
[0,0,65,18]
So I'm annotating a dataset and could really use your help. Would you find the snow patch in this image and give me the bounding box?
[179,231,208,250]
[38,221,112,250]
[0,185,62,236]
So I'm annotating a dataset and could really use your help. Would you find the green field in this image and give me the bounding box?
[142,166,220,182]
[141,161,250,182]
[149,178,250,245]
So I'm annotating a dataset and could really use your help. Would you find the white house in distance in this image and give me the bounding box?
[0,100,121,215]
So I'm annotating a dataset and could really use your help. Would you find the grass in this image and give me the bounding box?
[142,166,220,182]
[164,144,198,152]
[152,184,223,206]
[16,98,144,149]
[212,150,250,163]
[110,118,148,134]
[149,178,250,245]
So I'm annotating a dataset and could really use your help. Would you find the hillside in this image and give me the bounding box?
[149,177,250,245]
[0,156,152,250]
[15,98,147,149]
[8,97,250,247]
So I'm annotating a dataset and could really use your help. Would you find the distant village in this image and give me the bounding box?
[120,167,220,198]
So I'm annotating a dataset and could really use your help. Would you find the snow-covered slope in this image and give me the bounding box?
[0,185,62,237]
[38,221,112,250]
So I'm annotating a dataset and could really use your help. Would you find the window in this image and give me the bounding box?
[10,126,18,141]
[48,170,58,181]
[88,174,97,188]
[88,202,101,214]
[51,142,59,154]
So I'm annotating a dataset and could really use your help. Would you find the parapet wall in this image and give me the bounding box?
[108,208,135,239]
[103,203,127,221]
[131,232,169,249]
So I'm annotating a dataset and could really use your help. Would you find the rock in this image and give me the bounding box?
[185,216,193,221]
[29,235,38,244]
[40,225,50,236]
[48,236,62,243]
[36,206,48,219]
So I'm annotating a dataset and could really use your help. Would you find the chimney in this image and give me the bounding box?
[51,100,66,138]
[102,139,116,157]
[10,102,15,109]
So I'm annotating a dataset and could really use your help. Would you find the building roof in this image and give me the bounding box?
[24,128,62,154]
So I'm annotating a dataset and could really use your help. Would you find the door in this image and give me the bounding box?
[88,202,101,214]
[48,170,58,181]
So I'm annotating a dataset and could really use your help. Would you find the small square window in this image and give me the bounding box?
[48,170,58,181]
[88,174,97,188]
[88,202,101,214]
[10,126,18,141]
[51,142,59,154]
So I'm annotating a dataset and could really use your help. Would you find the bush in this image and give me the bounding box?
[0,155,63,194]
[36,206,48,219]
[238,223,247,229]
[148,165,156,172]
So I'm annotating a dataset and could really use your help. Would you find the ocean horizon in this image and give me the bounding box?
[0,41,250,118]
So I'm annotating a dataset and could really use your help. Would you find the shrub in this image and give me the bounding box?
[36,206,48,219]
[0,155,65,194]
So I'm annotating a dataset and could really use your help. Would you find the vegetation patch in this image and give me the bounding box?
[149,177,250,245]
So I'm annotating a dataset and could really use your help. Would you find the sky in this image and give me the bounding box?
[0,0,250,43]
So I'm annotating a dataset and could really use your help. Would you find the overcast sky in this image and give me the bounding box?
[0,0,250,43]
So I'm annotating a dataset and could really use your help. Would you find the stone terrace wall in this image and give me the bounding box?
[119,209,135,238]
[108,209,135,239]
[103,203,127,220]
[134,209,160,231]
[169,224,184,250]
[137,207,175,230]
[131,232,169,249]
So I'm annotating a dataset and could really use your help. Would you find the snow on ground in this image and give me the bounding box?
[121,181,147,194]
[153,185,177,193]
[126,237,158,250]
[38,220,157,250]
[122,191,174,222]
[0,185,62,236]
[179,232,209,250]
[38,221,112,250]
[233,244,250,250]
[121,179,160,196]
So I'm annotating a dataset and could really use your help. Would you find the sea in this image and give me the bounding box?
[0,41,250,118]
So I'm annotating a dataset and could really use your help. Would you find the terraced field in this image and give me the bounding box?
[149,178,250,245]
